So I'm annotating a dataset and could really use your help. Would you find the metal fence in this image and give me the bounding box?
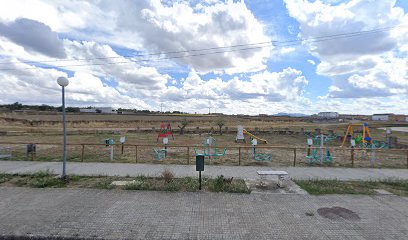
[0,142,407,168]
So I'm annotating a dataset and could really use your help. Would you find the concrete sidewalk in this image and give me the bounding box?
[1,160,408,180]
[0,187,407,239]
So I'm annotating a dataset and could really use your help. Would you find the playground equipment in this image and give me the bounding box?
[251,139,272,161]
[194,136,227,160]
[306,135,333,164]
[235,125,268,144]
[153,137,169,160]
[157,122,174,142]
[341,122,388,149]
[341,123,372,147]
[104,139,115,161]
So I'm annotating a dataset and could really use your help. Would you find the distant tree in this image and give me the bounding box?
[9,102,23,110]
[66,107,80,112]
[178,118,189,135]
[215,117,225,135]
[38,104,55,111]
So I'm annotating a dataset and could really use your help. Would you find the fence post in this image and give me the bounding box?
[293,148,296,167]
[187,146,190,165]
[238,147,241,166]
[406,150,408,169]
[81,144,85,162]
[135,146,138,163]
[351,147,355,168]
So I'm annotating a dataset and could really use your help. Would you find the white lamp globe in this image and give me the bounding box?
[57,77,69,87]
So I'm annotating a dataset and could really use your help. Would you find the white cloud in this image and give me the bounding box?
[285,0,408,99]
[307,59,316,65]
[0,18,66,58]
[280,47,296,55]
[0,0,273,74]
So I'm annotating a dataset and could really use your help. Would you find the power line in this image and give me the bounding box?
[0,24,405,71]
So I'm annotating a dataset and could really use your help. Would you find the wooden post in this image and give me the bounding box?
[293,148,296,167]
[187,146,190,165]
[121,144,124,155]
[238,147,241,166]
[351,147,355,168]
[135,146,138,163]
[81,144,85,162]
[406,150,408,169]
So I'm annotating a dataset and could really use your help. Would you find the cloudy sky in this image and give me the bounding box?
[0,0,407,115]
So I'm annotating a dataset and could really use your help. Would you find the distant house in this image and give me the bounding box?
[97,107,116,114]
[317,112,339,119]
[372,114,393,121]
[80,107,116,114]
[80,108,97,113]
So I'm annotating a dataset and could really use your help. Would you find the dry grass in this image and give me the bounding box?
[1,112,407,168]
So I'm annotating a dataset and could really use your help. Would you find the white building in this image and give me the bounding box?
[317,112,339,119]
[97,107,116,114]
[80,107,116,114]
[372,114,391,121]
[80,108,96,113]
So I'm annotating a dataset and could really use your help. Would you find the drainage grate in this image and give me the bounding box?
[317,206,360,221]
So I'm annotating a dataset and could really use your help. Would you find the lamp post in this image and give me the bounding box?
[57,76,69,179]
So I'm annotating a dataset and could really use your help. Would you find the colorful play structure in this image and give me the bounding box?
[341,122,388,149]
[235,125,268,144]
[341,123,372,147]
[157,122,174,142]
[194,136,227,160]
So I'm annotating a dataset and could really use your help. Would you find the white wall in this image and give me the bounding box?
[372,115,389,121]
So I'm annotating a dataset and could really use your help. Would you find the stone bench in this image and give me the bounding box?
[257,170,288,188]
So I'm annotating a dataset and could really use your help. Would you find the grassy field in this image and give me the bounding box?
[0,171,250,194]
[1,112,407,168]
[294,179,408,196]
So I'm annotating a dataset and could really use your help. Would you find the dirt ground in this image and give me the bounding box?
[0,112,407,168]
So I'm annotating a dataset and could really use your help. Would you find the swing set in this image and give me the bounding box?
[341,123,372,147]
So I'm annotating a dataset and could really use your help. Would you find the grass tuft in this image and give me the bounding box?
[162,169,175,183]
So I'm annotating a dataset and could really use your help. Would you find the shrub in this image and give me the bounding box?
[162,169,175,183]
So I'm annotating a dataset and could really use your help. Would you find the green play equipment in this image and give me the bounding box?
[251,139,272,161]
[194,136,227,160]
[306,134,333,164]
[153,148,167,160]
[153,137,169,161]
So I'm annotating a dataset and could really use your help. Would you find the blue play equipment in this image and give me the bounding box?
[194,137,227,160]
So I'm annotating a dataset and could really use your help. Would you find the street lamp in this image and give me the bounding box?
[57,76,69,179]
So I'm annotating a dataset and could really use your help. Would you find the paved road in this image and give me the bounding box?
[0,188,407,239]
[1,160,408,180]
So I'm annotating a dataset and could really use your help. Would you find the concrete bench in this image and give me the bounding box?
[257,170,288,188]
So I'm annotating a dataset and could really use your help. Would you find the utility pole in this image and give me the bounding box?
[208,101,211,115]
[160,103,163,113]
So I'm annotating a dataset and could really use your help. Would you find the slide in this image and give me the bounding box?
[243,129,268,144]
